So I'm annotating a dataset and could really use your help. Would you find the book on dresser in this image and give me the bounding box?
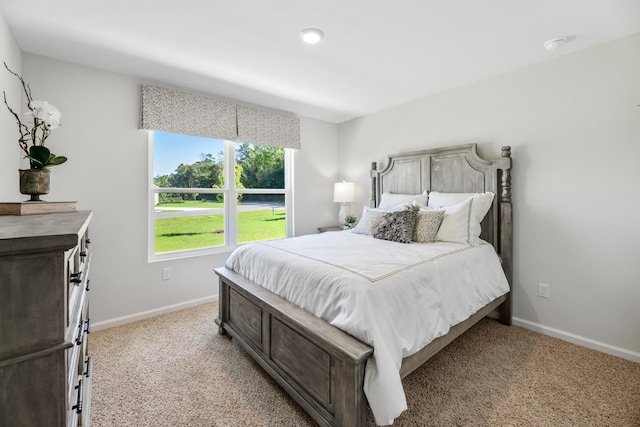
[0,210,93,427]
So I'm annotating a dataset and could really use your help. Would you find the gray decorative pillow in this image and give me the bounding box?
[412,210,445,243]
[373,205,419,243]
[351,208,387,236]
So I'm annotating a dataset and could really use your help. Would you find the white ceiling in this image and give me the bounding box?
[2,0,640,123]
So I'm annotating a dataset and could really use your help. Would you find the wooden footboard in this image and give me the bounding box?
[215,267,373,427]
[216,266,509,426]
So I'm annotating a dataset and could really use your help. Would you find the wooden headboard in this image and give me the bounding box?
[371,144,513,314]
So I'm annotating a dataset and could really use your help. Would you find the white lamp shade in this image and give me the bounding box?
[333,181,355,203]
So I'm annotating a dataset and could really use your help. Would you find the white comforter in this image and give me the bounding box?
[225,231,509,425]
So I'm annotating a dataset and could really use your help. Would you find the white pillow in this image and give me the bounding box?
[428,191,494,243]
[378,191,428,209]
[412,200,429,210]
[434,198,474,243]
[428,192,476,208]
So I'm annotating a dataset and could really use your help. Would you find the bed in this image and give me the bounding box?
[215,143,513,426]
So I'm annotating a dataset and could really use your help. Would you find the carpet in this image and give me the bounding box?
[90,302,640,426]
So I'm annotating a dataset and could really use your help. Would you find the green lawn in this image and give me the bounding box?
[154,208,285,253]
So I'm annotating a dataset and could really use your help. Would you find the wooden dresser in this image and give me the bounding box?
[0,210,93,426]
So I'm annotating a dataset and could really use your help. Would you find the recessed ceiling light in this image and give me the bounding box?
[300,28,324,44]
[544,37,568,51]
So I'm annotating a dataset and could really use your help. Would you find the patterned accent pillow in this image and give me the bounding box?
[351,208,388,236]
[373,205,419,244]
[412,210,445,243]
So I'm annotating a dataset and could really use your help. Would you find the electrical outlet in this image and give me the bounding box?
[538,283,550,298]
[162,267,171,280]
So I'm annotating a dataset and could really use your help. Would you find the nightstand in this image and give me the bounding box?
[318,225,347,233]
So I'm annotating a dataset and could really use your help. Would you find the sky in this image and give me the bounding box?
[153,131,224,177]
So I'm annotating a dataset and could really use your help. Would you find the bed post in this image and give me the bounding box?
[370,161,378,207]
[498,146,513,326]
[215,276,230,336]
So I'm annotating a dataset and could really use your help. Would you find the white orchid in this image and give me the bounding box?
[3,62,67,169]
[26,100,62,130]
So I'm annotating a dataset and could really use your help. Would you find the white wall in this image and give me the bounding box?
[294,118,340,235]
[338,34,640,360]
[0,10,22,200]
[20,54,339,325]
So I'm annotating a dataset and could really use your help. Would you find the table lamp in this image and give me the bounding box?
[333,181,355,226]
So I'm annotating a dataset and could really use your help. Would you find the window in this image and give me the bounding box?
[149,131,292,261]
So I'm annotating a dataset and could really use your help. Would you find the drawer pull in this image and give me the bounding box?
[80,250,88,259]
[70,271,83,284]
[75,319,90,345]
[75,321,84,345]
[84,356,92,378]
[85,238,91,245]
[86,279,91,292]
[72,379,84,414]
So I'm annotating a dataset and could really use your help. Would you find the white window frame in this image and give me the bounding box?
[148,133,293,262]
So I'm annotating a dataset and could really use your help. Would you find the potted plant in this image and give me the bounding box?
[3,62,66,201]
[345,214,357,229]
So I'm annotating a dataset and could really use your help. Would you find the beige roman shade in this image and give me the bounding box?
[139,84,237,141]
[139,84,300,149]
[236,105,301,149]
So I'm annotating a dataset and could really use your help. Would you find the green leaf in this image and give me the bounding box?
[26,146,67,169]
[48,155,67,166]
[27,146,51,168]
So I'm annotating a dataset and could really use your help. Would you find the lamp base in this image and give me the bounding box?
[338,203,348,226]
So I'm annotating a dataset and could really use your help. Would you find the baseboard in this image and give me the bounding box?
[92,295,218,332]
[513,317,640,363]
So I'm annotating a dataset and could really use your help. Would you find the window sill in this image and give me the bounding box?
[148,245,238,263]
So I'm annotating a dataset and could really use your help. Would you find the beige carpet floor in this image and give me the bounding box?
[90,302,640,426]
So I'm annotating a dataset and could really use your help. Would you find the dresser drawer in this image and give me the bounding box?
[66,231,91,330]
[66,316,89,401]
[68,253,90,322]
[67,355,92,427]
[79,356,93,427]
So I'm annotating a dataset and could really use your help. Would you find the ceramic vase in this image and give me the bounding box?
[19,169,50,201]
